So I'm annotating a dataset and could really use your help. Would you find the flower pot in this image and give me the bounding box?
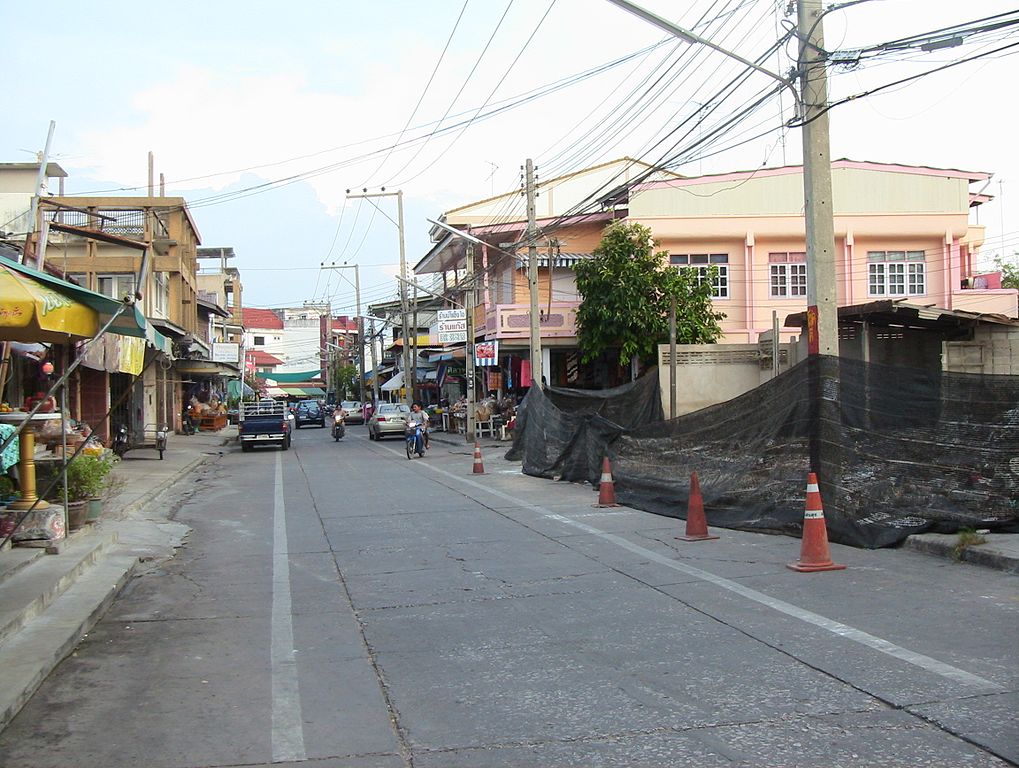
[85,497,102,523]
[66,500,88,531]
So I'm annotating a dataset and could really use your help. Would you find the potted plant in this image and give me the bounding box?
[57,454,117,529]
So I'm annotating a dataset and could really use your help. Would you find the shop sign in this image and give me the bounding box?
[212,342,239,363]
[437,309,467,343]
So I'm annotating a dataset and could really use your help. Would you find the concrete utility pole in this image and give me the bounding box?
[525,159,543,389]
[798,0,838,360]
[321,263,365,405]
[605,0,841,475]
[346,189,411,406]
[426,218,487,443]
[465,241,476,442]
[368,317,380,408]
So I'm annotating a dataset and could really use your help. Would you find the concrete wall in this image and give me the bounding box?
[944,325,1019,374]
[657,341,799,417]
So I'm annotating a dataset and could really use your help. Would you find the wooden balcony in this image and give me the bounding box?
[479,301,579,340]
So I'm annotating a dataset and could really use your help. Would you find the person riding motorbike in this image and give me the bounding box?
[331,404,347,439]
[405,402,430,450]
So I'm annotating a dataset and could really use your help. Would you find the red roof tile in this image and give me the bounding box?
[241,307,284,329]
[245,350,283,366]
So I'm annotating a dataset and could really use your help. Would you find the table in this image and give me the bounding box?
[0,412,62,511]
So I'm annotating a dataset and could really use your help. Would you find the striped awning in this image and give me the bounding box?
[537,252,591,268]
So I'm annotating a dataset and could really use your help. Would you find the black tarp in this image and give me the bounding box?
[508,356,1019,548]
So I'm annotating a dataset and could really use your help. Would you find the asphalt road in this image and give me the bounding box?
[1,424,1016,767]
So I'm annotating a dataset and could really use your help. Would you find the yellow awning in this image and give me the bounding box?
[0,262,98,342]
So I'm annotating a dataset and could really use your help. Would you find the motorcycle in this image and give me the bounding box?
[112,423,169,460]
[112,424,129,457]
[405,423,425,459]
[181,406,196,436]
[331,410,346,441]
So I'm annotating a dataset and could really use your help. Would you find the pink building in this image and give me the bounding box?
[418,159,1012,387]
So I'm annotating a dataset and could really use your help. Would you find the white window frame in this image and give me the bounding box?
[97,273,136,301]
[669,253,729,299]
[768,252,807,298]
[152,271,170,317]
[868,250,926,297]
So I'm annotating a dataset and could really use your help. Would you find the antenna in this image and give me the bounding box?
[485,161,498,196]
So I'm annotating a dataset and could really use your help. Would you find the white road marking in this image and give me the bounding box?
[422,459,1000,692]
[271,452,306,762]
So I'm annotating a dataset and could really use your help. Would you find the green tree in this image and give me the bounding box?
[573,221,725,368]
[333,362,359,399]
[994,253,1019,290]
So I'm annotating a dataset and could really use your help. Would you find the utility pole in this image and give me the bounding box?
[798,0,839,479]
[525,159,543,389]
[321,263,364,405]
[604,0,841,477]
[411,283,419,401]
[466,241,476,442]
[346,189,410,406]
[799,0,838,360]
[368,317,380,409]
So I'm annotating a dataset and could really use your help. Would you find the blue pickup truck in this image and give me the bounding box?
[239,400,292,452]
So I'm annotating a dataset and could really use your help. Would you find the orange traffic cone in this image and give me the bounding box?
[472,440,486,474]
[676,471,719,541]
[787,472,846,572]
[594,457,621,508]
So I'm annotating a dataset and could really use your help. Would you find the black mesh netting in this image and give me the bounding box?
[506,357,1019,548]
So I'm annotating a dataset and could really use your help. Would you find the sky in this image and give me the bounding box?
[4,0,1018,318]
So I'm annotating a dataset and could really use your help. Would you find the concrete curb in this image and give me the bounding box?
[901,534,1019,574]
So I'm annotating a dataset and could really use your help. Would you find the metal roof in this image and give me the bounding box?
[785,300,1019,333]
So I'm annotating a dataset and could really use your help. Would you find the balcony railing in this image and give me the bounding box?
[46,206,170,241]
[480,301,579,340]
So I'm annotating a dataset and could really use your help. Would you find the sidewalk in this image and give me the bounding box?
[0,426,234,731]
[432,428,1019,575]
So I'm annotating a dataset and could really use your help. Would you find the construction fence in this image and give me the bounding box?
[507,357,1019,548]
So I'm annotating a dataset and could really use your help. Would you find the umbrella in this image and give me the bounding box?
[0,262,99,342]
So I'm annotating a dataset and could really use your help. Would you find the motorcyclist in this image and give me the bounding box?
[332,403,347,437]
[405,401,430,450]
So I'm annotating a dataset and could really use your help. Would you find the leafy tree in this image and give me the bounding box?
[573,221,725,368]
[333,362,359,399]
[994,253,1019,290]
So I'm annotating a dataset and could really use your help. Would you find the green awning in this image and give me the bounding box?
[278,386,326,397]
[0,256,173,356]
[255,369,323,383]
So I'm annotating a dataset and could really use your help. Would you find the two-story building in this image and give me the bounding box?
[416,158,1010,392]
[35,194,199,438]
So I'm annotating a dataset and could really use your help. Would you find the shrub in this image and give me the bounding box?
[60,454,117,501]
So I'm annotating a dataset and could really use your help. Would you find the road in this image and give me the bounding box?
[0,423,1016,767]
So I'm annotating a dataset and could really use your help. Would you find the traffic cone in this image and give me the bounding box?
[787,472,846,572]
[594,457,621,508]
[472,440,486,474]
[676,471,719,541]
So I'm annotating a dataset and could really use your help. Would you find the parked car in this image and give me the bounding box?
[367,403,411,440]
[294,400,325,428]
[340,400,364,424]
